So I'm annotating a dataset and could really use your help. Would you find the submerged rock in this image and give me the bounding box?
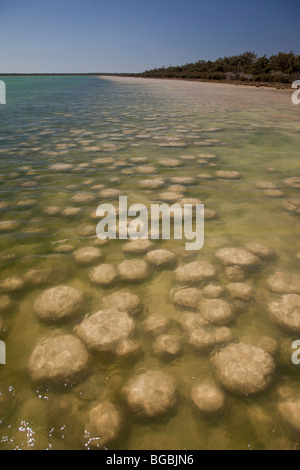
[73,247,103,266]
[179,312,209,331]
[122,239,154,255]
[211,343,275,395]
[118,260,150,283]
[216,247,262,269]
[100,188,122,199]
[158,192,185,202]
[256,181,279,190]
[49,163,74,172]
[102,291,142,316]
[139,179,165,190]
[175,261,217,284]
[224,266,245,282]
[34,285,87,322]
[89,264,119,286]
[283,199,300,215]
[226,283,254,302]
[115,338,141,358]
[0,276,24,293]
[283,177,300,189]
[0,295,12,313]
[278,400,300,435]
[122,370,177,418]
[71,193,95,204]
[160,158,181,168]
[153,334,182,357]
[84,402,122,448]
[44,206,61,216]
[198,299,234,326]
[143,314,170,336]
[171,287,202,309]
[202,284,225,299]
[269,294,300,334]
[245,242,275,260]
[267,272,300,295]
[28,334,89,385]
[75,309,134,354]
[256,336,279,357]
[61,207,82,217]
[189,326,233,351]
[215,171,241,180]
[171,176,196,185]
[191,382,226,415]
[0,221,19,233]
[146,249,177,268]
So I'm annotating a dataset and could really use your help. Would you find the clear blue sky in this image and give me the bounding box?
[0,0,299,73]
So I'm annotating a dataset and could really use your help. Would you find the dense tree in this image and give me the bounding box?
[138,52,300,84]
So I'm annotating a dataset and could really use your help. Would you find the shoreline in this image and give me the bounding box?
[0,73,293,91]
[98,75,293,93]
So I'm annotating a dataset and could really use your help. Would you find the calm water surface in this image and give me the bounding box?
[0,76,299,449]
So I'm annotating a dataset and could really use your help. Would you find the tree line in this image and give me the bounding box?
[136,52,300,84]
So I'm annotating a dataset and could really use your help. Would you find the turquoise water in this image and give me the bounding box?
[0,76,300,450]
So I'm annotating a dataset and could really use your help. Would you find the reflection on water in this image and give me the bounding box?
[0,76,299,450]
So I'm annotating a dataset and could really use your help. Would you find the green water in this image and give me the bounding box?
[0,76,299,450]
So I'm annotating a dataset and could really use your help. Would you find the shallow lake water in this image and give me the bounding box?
[0,76,299,450]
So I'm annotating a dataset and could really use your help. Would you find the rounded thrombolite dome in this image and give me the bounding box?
[34,285,87,322]
[122,370,177,418]
[118,260,150,283]
[175,261,217,284]
[143,314,170,336]
[122,239,154,255]
[283,177,300,189]
[74,309,134,354]
[215,170,241,180]
[84,402,123,449]
[153,334,182,357]
[202,284,225,299]
[211,343,276,395]
[225,266,245,282]
[0,221,20,233]
[226,283,254,302]
[139,179,164,190]
[49,163,74,172]
[267,272,300,295]
[278,399,300,436]
[145,249,177,268]
[170,287,202,309]
[28,334,89,385]
[102,291,142,316]
[198,299,235,326]
[71,193,95,204]
[88,264,119,286]
[188,326,233,351]
[191,382,226,415]
[215,247,263,269]
[268,294,300,334]
[0,276,24,293]
[0,295,12,313]
[283,199,300,215]
[245,242,275,261]
[73,247,103,266]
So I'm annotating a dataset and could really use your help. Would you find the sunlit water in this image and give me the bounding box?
[0,76,299,450]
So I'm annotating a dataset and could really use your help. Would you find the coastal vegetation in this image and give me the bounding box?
[137,51,300,87]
